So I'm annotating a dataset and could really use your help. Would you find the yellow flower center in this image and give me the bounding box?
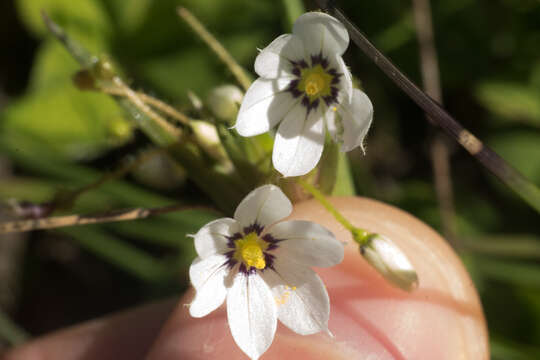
[298,64,333,101]
[234,232,268,270]
[305,73,325,96]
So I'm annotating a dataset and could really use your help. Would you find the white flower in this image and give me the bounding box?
[235,12,373,177]
[361,234,418,291]
[189,184,344,359]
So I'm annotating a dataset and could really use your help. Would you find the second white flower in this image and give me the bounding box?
[235,12,373,177]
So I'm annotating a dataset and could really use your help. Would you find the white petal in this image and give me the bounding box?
[189,255,229,317]
[292,12,349,58]
[235,78,298,137]
[332,55,353,103]
[255,34,305,78]
[234,184,292,229]
[324,104,341,143]
[337,88,373,152]
[189,254,228,289]
[267,220,343,268]
[273,105,325,177]
[194,218,239,258]
[263,258,330,335]
[227,273,277,360]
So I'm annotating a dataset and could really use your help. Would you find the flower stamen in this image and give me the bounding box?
[234,232,268,270]
[298,64,334,103]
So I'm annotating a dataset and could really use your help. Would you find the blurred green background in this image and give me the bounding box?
[0,0,539,358]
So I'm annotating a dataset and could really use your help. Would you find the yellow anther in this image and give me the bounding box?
[234,232,268,270]
[298,64,334,101]
[305,73,325,96]
[241,244,265,269]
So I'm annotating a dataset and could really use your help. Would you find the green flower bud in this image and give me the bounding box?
[190,120,229,165]
[360,234,418,291]
[206,85,243,123]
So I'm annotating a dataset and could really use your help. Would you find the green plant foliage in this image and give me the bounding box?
[476,82,540,127]
[16,0,111,38]
[1,0,540,356]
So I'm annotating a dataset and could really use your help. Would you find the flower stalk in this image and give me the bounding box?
[296,178,370,245]
[177,7,253,91]
[314,0,540,214]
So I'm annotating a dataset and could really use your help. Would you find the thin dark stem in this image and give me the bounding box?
[314,0,540,213]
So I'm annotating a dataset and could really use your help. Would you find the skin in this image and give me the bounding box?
[2,197,489,360]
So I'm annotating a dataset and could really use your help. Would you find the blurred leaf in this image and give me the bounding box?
[2,84,130,160]
[488,131,540,184]
[103,0,152,34]
[139,49,218,101]
[60,227,172,282]
[476,82,540,127]
[0,134,173,208]
[463,234,540,259]
[0,34,131,160]
[0,311,29,345]
[281,0,304,28]
[16,0,111,37]
[531,61,540,90]
[109,209,217,250]
[475,258,540,288]
[491,338,540,360]
[29,36,106,92]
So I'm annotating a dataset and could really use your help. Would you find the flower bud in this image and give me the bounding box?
[360,234,418,291]
[206,85,243,123]
[190,120,229,165]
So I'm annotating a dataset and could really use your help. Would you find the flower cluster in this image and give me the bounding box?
[235,12,373,177]
[189,185,344,359]
[189,11,376,360]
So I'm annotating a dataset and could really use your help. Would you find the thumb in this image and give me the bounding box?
[145,197,488,360]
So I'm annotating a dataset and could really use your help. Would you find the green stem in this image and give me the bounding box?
[177,7,253,91]
[296,179,371,245]
[0,310,29,345]
[282,0,305,28]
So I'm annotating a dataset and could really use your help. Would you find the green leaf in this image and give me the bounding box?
[491,338,540,360]
[103,0,153,34]
[476,82,540,127]
[0,311,29,346]
[281,0,304,28]
[16,0,111,38]
[29,36,106,92]
[2,83,130,160]
[60,227,172,282]
[463,235,540,259]
[475,258,540,288]
[488,131,540,184]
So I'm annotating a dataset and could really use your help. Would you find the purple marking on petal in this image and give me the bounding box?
[323,95,334,106]
[266,243,279,251]
[298,59,308,69]
[321,57,329,69]
[287,79,299,90]
[239,265,256,275]
[301,96,310,108]
[226,232,242,248]
[292,67,300,76]
[290,88,302,98]
[243,223,264,236]
[225,258,238,269]
[263,253,276,271]
[262,233,281,244]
